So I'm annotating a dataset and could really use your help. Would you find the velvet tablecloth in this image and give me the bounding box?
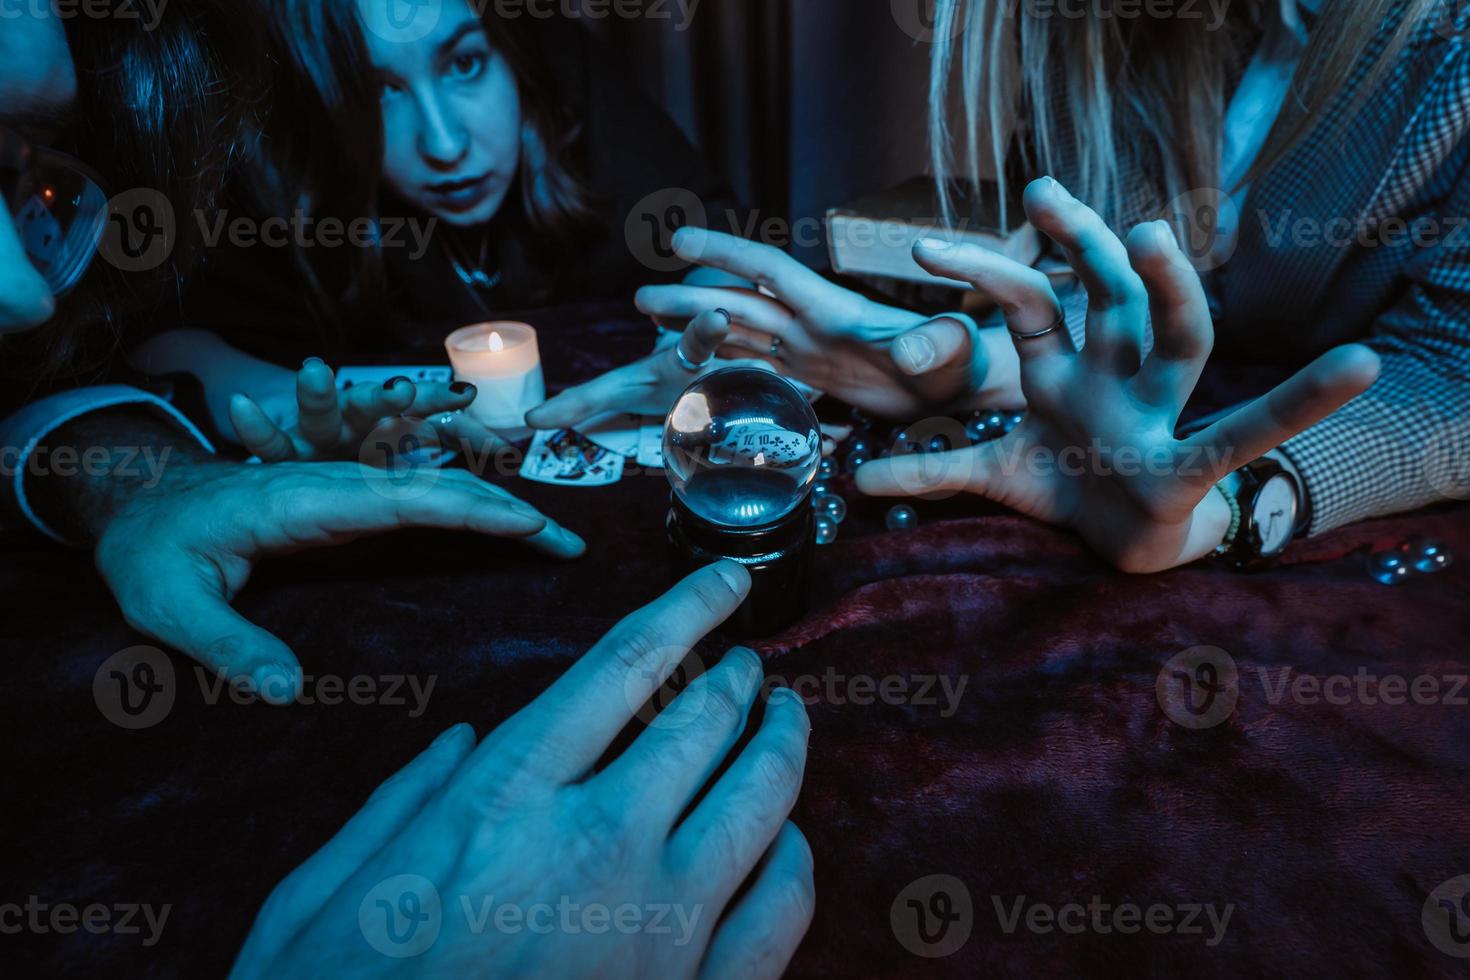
[4,303,1468,977]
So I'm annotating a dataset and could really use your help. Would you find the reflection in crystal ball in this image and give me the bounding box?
[664,367,822,528]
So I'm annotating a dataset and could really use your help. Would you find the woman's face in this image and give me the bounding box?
[0,14,76,333]
[363,0,523,229]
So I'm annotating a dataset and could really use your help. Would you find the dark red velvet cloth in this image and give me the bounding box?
[4,303,1468,976]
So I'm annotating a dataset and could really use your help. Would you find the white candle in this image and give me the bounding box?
[445,321,545,434]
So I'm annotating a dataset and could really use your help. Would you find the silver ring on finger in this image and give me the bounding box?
[676,344,715,372]
[1008,312,1065,342]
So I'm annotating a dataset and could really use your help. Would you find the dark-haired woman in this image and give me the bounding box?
[133,0,752,458]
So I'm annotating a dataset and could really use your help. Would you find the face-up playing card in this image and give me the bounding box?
[709,423,818,469]
[578,411,641,458]
[520,428,624,486]
[636,419,665,469]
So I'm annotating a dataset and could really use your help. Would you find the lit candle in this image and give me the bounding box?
[445,321,545,435]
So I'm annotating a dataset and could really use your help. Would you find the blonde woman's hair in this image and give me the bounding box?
[929,0,1441,230]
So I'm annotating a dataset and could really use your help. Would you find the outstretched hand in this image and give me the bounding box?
[635,228,1009,418]
[857,177,1380,573]
[229,358,478,462]
[95,459,585,702]
[232,563,814,979]
[525,310,761,430]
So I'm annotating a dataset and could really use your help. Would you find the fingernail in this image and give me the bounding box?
[1155,219,1179,248]
[383,376,410,391]
[1039,175,1067,195]
[896,334,937,372]
[449,381,476,396]
[252,664,297,705]
[916,237,953,251]
[714,308,733,325]
[431,722,470,747]
[711,560,747,595]
[303,357,325,370]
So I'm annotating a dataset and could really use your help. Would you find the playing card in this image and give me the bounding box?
[709,422,818,468]
[520,428,624,487]
[636,419,665,469]
[578,411,640,458]
[334,366,453,391]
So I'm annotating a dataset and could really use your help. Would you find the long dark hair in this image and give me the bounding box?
[258,0,600,332]
[2,0,272,386]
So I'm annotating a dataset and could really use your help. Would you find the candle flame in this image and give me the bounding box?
[488,331,505,353]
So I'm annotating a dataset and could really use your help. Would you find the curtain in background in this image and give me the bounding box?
[595,0,936,267]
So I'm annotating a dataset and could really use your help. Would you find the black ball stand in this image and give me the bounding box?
[666,492,815,637]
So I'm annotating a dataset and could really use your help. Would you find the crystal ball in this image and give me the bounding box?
[664,367,822,528]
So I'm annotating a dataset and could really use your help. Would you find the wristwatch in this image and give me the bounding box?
[1213,456,1303,570]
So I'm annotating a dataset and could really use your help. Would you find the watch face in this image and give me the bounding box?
[1253,474,1298,555]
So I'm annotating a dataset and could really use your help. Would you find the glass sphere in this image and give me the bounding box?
[885,504,918,531]
[815,514,839,545]
[664,367,822,528]
[815,493,848,525]
[1367,551,1413,586]
[1404,537,1453,574]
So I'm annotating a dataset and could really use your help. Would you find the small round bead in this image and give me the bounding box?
[926,434,952,454]
[1405,538,1453,574]
[815,513,839,545]
[811,481,832,498]
[815,493,848,525]
[1367,551,1413,586]
[964,419,989,442]
[845,452,871,473]
[1003,413,1025,433]
[984,412,1006,431]
[846,437,871,457]
[818,458,838,480]
[885,504,918,531]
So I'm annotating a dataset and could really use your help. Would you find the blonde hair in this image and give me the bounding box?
[929,0,1440,230]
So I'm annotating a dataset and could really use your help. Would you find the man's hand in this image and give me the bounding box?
[635,228,1004,418]
[231,562,814,979]
[93,457,585,702]
[857,177,1381,573]
[229,358,479,462]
